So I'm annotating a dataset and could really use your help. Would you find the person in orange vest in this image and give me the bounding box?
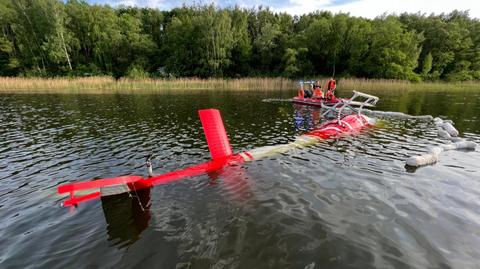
[325,78,336,100]
[298,83,313,98]
[297,84,304,98]
[312,80,323,98]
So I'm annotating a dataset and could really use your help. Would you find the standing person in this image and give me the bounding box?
[325,78,336,100]
[327,78,336,91]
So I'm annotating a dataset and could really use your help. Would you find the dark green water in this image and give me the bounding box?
[0,89,479,269]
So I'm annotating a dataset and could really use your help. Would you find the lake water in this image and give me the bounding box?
[1,89,479,269]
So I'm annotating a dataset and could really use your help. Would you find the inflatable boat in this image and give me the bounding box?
[292,96,344,107]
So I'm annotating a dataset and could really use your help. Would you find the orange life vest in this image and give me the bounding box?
[298,88,305,98]
[327,80,336,91]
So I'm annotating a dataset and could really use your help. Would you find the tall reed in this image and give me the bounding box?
[0,76,478,94]
[0,77,297,93]
[339,78,480,92]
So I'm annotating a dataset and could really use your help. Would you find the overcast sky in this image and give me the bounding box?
[87,0,480,18]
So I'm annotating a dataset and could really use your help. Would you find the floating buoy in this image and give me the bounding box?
[361,109,433,120]
[406,152,439,167]
[433,117,459,137]
[436,128,452,139]
[406,141,477,167]
[441,122,459,137]
[406,116,476,168]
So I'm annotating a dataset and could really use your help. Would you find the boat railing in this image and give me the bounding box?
[321,91,379,122]
[299,80,316,87]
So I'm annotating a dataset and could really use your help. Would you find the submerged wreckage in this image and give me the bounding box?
[57,91,476,207]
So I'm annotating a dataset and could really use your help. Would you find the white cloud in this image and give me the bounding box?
[97,0,480,18]
[275,0,480,18]
[276,0,330,14]
[101,0,173,9]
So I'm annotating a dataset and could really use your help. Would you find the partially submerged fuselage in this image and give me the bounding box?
[58,106,376,207]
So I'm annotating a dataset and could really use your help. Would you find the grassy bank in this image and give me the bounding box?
[0,76,478,93]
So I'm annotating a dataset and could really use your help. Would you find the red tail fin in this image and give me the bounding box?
[199,109,233,160]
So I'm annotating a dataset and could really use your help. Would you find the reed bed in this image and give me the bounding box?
[0,77,297,93]
[0,76,478,94]
[340,78,480,92]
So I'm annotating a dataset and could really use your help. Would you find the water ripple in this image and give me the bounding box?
[0,92,479,268]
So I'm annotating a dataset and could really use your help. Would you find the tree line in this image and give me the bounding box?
[0,0,479,81]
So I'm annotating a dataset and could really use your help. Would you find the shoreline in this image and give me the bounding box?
[0,77,478,94]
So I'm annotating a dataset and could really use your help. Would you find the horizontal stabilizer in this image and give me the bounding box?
[58,175,144,194]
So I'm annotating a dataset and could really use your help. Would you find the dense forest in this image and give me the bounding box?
[0,0,479,81]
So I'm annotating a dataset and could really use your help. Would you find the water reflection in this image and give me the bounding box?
[101,188,151,247]
[293,104,322,132]
[213,165,255,204]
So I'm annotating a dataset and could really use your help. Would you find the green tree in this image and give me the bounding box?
[0,0,20,75]
[400,11,478,80]
[0,1,478,81]
[225,7,252,77]
[282,47,309,78]
[9,0,54,75]
[113,12,156,77]
[248,7,282,75]
[421,52,433,79]
[363,16,423,80]
[164,5,234,77]
[43,0,75,74]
